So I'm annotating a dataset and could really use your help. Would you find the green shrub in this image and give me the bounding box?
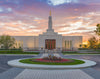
[0,50,39,54]
[62,51,78,54]
[0,50,23,53]
[78,48,89,50]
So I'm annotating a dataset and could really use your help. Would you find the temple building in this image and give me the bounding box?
[13,11,82,51]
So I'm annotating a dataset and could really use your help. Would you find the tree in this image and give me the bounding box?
[97,43,100,49]
[94,24,100,42]
[0,35,15,49]
[79,44,82,48]
[83,44,87,48]
[94,24,100,36]
[88,36,98,49]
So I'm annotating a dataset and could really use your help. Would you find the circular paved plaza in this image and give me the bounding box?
[0,55,100,79]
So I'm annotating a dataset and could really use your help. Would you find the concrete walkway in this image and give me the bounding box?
[0,55,100,79]
[1,68,100,79]
[14,69,94,79]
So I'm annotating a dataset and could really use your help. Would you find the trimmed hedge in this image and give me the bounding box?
[63,51,78,53]
[0,50,39,54]
[78,48,89,50]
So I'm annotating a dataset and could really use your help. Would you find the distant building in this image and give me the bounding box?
[13,11,82,51]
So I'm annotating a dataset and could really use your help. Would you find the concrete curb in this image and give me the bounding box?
[8,58,96,70]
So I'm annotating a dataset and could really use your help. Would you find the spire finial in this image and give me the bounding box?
[50,10,51,16]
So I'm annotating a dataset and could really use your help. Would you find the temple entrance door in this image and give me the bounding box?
[45,39,56,50]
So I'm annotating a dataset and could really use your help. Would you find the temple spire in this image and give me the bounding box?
[50,10,51,16]
[47,10,54,32]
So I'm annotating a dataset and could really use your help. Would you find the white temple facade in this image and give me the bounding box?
[13,11,82,51]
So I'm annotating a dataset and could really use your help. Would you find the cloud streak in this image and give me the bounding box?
[0,0,100,42]
[47,0,79,6]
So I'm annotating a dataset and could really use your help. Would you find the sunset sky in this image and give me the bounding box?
[0,0,100,43]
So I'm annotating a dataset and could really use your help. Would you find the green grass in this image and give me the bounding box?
[19,58,85,65]
[96,49,100,52]
[0,50,39,55]
[62,51,78,55]
[62,51,100,55]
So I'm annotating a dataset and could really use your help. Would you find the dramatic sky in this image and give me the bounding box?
[0,0,100,43]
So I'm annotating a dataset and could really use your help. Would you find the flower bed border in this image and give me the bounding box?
[8,58,97,69]
[19,58,85,65]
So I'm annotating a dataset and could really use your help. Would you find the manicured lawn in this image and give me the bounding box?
[0,50,40,55]
[19,58,85,65]
[96,49,100,52]
[63,51,78,53]
[63,51,78,55]
[62,51,100,55]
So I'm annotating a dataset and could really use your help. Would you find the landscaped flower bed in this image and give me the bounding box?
[19,55,85,65]
[31,55,73,63]
[32,58,73,63]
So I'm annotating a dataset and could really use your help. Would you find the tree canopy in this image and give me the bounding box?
[94,24,100,36]
[0,35,15,49]
[88,36,98,49]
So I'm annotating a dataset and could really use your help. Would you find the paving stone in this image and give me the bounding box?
[0,68,24,79]
[15,69,94,79]
[82,68,100,79]
[0,55,34,73]
[0,55,100,79]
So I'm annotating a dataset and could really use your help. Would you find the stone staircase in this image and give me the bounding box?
[39,50,64,58]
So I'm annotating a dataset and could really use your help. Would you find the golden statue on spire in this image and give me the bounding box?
[50,10,51,16]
